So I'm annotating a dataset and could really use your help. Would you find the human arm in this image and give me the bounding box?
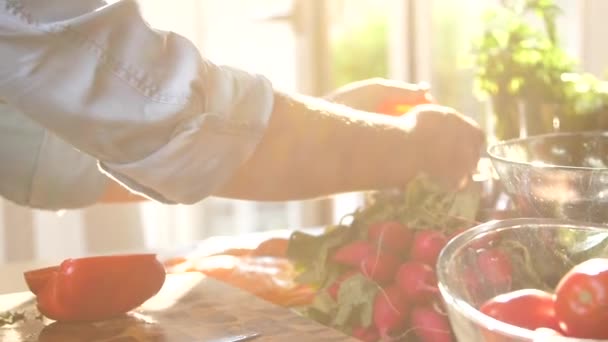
[214,92,418,200]
[215,92,484,201]
[0,0,483,206]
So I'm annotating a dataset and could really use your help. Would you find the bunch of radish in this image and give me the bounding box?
[327,220,456,342]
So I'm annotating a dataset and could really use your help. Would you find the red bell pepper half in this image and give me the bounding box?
[24,254,166,322]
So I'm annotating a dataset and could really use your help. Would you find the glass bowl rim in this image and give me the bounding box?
[437,217,608,340]
[487,131,608,172]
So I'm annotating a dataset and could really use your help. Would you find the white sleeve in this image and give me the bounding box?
[0,103,108,210]
[0,0,274,204]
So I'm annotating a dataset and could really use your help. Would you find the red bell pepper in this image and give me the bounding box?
[24,254,166,322]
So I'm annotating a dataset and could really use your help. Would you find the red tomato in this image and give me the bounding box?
[554,258,608,339]
[24,254,166,322]
[480,289,561,332]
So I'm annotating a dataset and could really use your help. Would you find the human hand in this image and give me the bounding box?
[401,104,485,188]
[324,78,433,114]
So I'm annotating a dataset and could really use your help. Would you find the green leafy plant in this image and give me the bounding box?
[559,72,608,131]
[471,0,572,140]
[471,0,608,140]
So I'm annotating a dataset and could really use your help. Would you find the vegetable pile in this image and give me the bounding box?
[481,257,608,340]
[287,175,482,341]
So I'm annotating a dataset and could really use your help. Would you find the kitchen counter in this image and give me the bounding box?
[0,228,354,341]
[0,272,355,342]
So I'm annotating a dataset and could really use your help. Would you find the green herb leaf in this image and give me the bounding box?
[288,227,355,288]
[0,311,26,327]
[447,181,482,224]
[309,291,337,315]
[332,274,378,329]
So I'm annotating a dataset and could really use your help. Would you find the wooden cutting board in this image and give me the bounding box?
[0,273,355,342]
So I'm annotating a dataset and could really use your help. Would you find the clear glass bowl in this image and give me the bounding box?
[488,131,608,224]
[437,218,608,341]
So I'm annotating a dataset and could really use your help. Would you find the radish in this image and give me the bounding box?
[368,221,412,255]
[395,261,439,304]
[477,248,512,290]
[373,285,409,340]
[410,305,454,342]
[331,240,375,267]
[327,271,358,301]
[352,325,380,342]
[409,231,448,267]
[360,252,400,284]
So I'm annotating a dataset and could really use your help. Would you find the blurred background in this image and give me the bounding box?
[1,0,607,264]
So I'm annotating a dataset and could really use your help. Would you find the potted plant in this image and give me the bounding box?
[471,0,608,141]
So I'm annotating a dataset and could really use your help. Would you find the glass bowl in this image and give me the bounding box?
[437,218,608,341]
[487,131,608,224]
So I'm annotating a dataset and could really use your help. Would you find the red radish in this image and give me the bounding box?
[352,325,380,342]
[477,248,513,289]
[395,262,439,304]
[331,240,375,267]
[368,221,412,255]
[327,271,358,301]
[410,231,448,267]
[360,252,400,284]
[373,285,409,339]
[410,305,454,342]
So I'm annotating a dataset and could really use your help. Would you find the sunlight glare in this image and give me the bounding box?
[1,292,35,311]
[139,273,204,312]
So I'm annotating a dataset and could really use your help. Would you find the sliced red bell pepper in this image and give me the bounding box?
[24,254,166,322]
[24,265,60,295]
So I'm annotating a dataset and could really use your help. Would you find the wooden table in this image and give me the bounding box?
[0,273,355,342]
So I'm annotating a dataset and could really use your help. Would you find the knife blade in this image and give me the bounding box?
[209,332,260,342]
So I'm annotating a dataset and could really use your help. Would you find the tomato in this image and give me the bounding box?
[554,258,608,339]
[480,289,561,332]
[24,254,166,322]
